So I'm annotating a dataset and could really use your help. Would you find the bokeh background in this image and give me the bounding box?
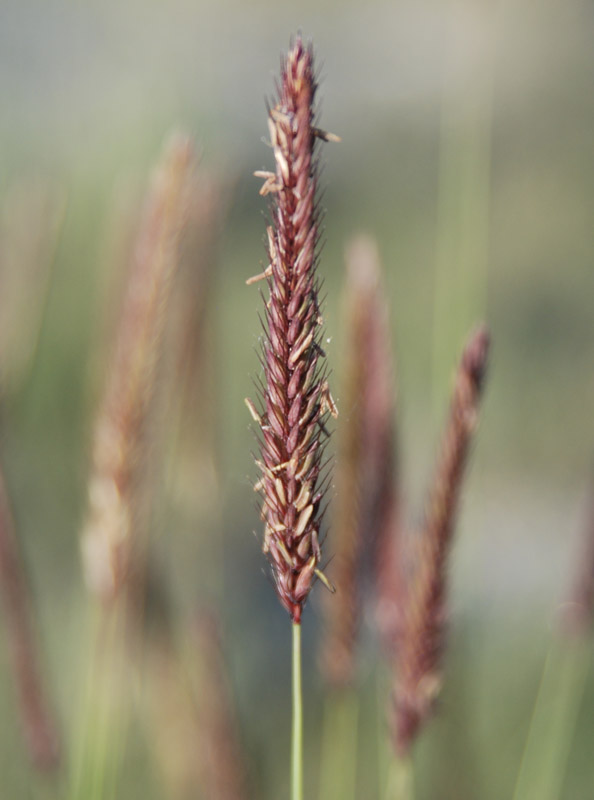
[1,0,594,797]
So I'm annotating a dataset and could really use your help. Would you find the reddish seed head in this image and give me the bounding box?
[248,38,336,623]
[320,236,400,688]
[393,324,490,753]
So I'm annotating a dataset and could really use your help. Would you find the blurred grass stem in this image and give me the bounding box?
[0,466,60,770]
[318,688,358,800]
[431,1,493,422]
[512,637,592,800]
[69,605,130,800]
[385,754,414,800]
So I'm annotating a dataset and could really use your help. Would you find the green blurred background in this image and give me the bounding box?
[1,0,594,797]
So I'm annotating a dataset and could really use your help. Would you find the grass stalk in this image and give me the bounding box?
[0,463,60,770]
[384,755,414,800]
[69,604,129,800]
[513,477,594,800]
[292,622,303,800]
[318,688,359,800]
[431,1,493,424]
[377,666,413,800]
[512,637,592,800]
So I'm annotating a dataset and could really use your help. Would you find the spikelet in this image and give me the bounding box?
[247,38,338,624]
[81,134,197,603]
[393,324,490,753]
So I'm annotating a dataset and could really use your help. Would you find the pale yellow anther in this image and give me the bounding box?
[320,381,338,418]
[246,265,273,285]
[275,538,294,567]
[288,331,313,367]
[315,568,336,593]
[275,478,286,506]
[294,504,313,538]
[244,397,262,423]
[295,452,314,481]
[312,127,341,143]
[294,481,312,511]
[270,461,291,473]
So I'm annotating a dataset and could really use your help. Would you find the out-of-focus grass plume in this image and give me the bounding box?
[321,235,399,689]
[393,325,489,754]
[81,133,198,605]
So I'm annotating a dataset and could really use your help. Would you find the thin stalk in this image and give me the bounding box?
[431,0,493,425]
[378,666,414,800]
[318,688,359,800]
[512,637,592,800]
[69,605,129,800]
[377,668,390,791]
[292,622,303,800]
[385,755,414,800]
[0,465,60,770]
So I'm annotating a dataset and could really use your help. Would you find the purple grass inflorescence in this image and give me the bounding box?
[394,324,490,752]
[247,37,338,624]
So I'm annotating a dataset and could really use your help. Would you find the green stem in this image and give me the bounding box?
[292,622,303,800]
[385,755,414,800]
[431,0,493,426]
[512,637,592,800]
[68,605,129,800]
[318,688,359,800]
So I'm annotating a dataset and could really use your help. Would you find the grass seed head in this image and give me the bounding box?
[248,37,336,624]
[321,235,399,687]
[393,323,490,753]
